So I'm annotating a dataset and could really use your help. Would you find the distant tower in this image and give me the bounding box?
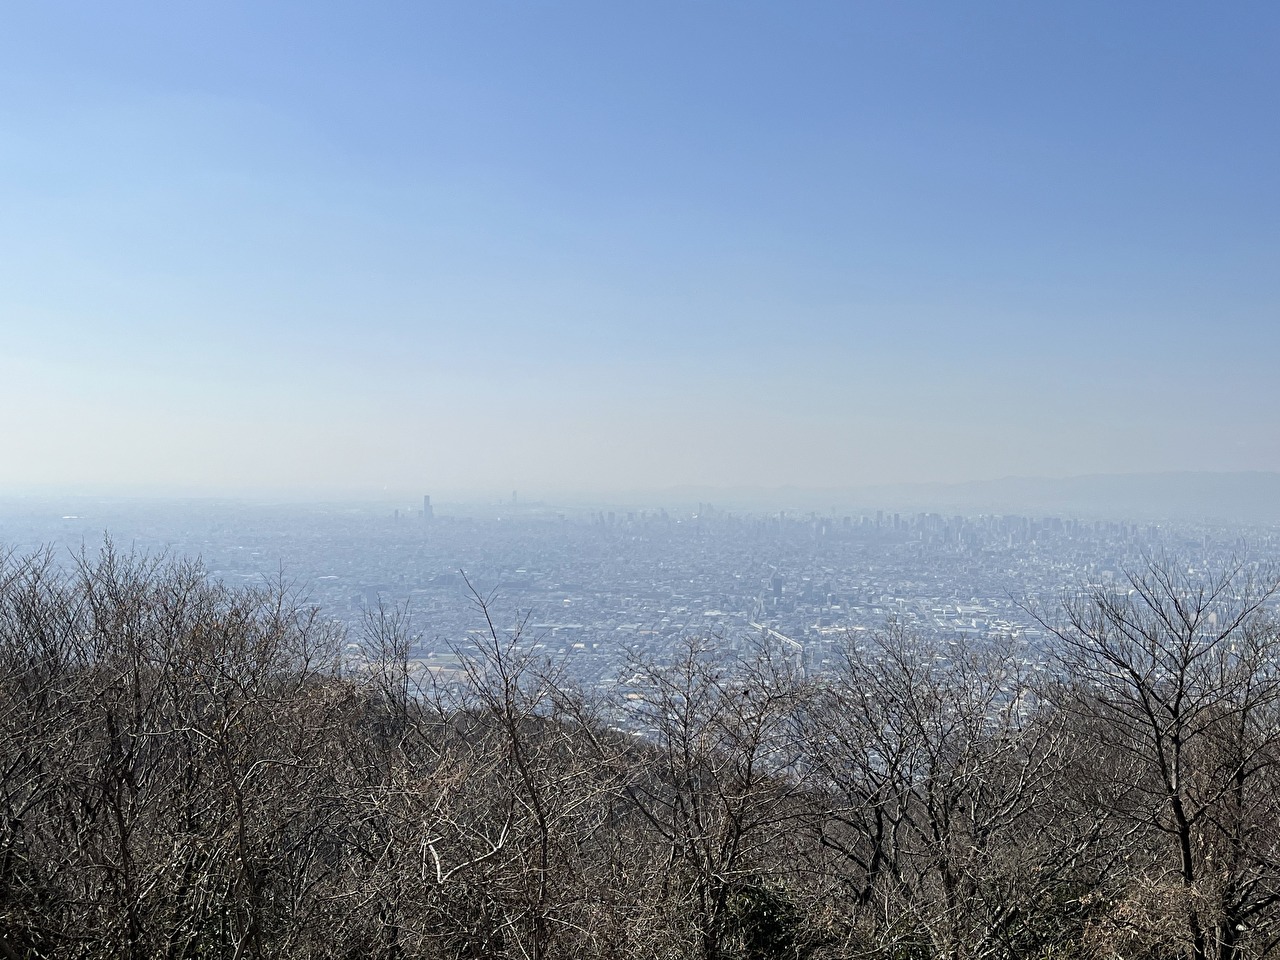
[422,495,434,521]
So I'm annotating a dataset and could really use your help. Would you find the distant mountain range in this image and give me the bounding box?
[850,472,1280,522]
[648,472,1280,522]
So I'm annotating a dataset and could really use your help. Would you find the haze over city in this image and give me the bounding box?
[4,2,1278,500]
[13,8,1280,959]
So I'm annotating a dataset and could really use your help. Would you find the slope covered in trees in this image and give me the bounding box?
[2,544,1279,960]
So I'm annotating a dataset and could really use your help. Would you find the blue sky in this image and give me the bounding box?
[2,2,1278,498]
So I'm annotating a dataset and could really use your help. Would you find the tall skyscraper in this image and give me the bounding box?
[422,495,434,521]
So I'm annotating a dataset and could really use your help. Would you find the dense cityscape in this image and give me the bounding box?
[5,495,1276,705]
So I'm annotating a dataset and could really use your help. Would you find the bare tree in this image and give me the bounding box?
[408,579,635,959]
[803,620,1110,960]
[621,636,817,960]
[1039,557,1280,960]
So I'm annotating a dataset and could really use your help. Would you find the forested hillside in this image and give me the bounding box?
[3,545,1279,960]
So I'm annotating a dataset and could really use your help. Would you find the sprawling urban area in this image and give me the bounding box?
[5,495,1277,708]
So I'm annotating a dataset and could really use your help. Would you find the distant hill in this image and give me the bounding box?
[645,472,1280,522]
[850,472,1280,522]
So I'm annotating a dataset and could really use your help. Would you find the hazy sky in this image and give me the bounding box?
[3,2,1278,499]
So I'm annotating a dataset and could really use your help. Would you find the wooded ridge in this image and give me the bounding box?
[3,544,1279,960]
